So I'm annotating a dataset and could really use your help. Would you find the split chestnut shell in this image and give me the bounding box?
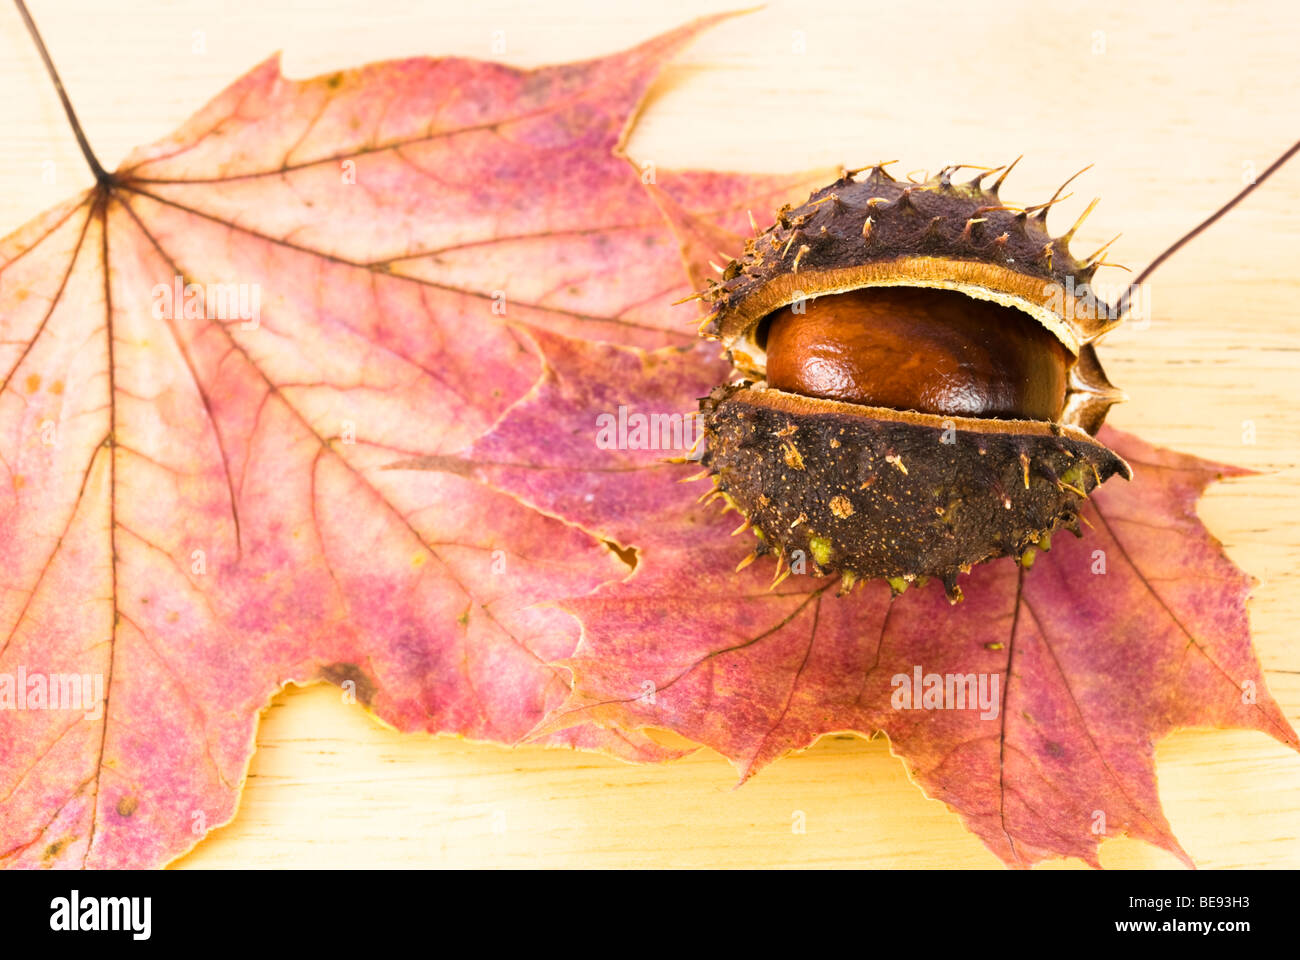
[694,163,1133,601]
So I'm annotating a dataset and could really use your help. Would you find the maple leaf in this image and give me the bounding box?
[452,289,1297,870]
[0,12,826,868]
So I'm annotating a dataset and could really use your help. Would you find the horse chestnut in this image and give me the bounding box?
[691,163,1132,602]
[762,286,1072,421]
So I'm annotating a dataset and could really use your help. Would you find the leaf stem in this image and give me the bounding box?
[13,0,110,184]
[1116,139,1299,318]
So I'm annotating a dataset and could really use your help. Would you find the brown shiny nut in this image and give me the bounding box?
[763,286,1071,421]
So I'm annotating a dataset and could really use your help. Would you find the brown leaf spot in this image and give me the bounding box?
[381,453,475,476]
[116,795,138,817]
[603,539,638,571]
[318,662,376,707]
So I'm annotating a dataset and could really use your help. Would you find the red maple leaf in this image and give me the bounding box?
[0,12,825,868]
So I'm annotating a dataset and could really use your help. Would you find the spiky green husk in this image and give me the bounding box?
[701,383,1130,602]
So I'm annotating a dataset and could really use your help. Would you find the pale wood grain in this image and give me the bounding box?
[1,0,1296,868]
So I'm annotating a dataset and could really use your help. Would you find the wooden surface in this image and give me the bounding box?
[1,0,1297,868]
